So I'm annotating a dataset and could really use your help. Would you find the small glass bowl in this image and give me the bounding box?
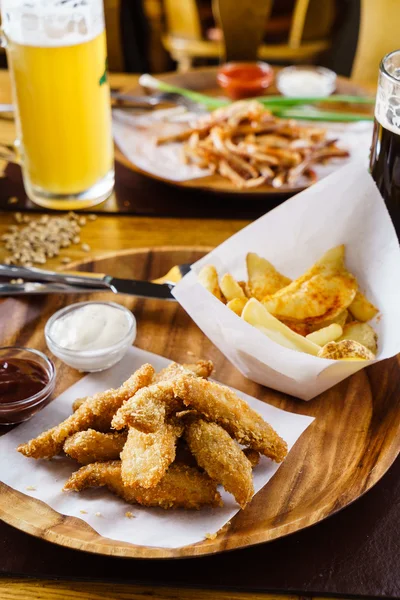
[217,61,274,100]
[276,65,337,98]
[0,347,55,425]
[45,301,136,372]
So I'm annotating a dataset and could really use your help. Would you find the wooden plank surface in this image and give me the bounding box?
[0,579,355,600]
[0,68,372,599]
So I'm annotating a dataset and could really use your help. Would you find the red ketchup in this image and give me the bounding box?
[217,62,274,100]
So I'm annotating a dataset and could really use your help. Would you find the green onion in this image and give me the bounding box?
[138,74,228,109]
[274,109,373,122]
[138,74,374,122]
[257,94,375,106]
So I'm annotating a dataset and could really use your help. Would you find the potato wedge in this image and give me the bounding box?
[262,246,358,323]
[318,339,375,360]
[220,273,246,301]
[242,298,320,355]
[246,252,291,300]
[238,281,249,296]
[338,321,378,354]
[309,309,348,333]
[348,291,378,322]
[306,323,343,346]
[198,265,224,302]
[227,297,248,316]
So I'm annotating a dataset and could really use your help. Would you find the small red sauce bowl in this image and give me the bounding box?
[0,347,55,425]
[217,61,274,100]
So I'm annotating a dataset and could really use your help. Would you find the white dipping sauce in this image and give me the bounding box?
[50,303,130,351]
[278,70,336,98]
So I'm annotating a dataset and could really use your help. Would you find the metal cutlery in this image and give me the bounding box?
[111,91,206,114]
[0,262,192,298]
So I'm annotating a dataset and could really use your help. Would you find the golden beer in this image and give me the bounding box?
[2,1,114,209]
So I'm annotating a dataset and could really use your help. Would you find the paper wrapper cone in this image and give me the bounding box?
[173,163,400,400]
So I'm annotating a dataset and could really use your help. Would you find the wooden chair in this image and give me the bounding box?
[351,0,400,86]
[162,0,333,71]
[104,0,125,72]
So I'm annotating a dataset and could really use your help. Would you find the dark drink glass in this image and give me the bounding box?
[370,49,400,240]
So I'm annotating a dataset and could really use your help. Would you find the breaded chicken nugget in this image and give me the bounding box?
[173,376,287,462]
[155,360,214,383]
[111,380,181,433]
[243,448,260,468]
[185,419,254,508]
[64,430,128,465]
[72,397,87,412]
[112,361,214,433]
[18,364,155,459]
[121,420,183,488]
[64,461,222,509]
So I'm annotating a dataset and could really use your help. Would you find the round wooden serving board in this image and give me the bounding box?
[0,247,399,559]
[114,67,374,197]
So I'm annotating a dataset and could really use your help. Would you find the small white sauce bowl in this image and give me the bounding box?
[276,65,337,98]
[45,301,136,372]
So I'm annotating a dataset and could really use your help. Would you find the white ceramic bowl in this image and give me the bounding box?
[45,301,136,372]
[276,65,337,97]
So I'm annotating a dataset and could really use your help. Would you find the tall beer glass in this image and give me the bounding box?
[370,49,400,239]
[1,0,114,209]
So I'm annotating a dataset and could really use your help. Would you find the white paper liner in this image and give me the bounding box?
[113,108,373,184]
[0,347,313,549]
[173,162,400,400]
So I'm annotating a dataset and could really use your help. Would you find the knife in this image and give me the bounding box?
[0,264,177,300]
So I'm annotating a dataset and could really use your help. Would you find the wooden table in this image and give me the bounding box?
[0,68,367,600]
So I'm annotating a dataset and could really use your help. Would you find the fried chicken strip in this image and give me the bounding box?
[112,361,213,433]
[64,430,128,465]
[18,364,155,459]
[155,360,214,382]
[243,448,260,468]
[121,420,184,488]
[72,397,87,412]
[64,461,222,509]
[185,419,254,508]
[111,380,180,433]
[173,376,287,462]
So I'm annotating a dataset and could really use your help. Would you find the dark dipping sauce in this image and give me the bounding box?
[0,358,49,403]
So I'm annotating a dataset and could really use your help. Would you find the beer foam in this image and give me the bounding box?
[1,0,104,47]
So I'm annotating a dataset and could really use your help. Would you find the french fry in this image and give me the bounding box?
[246,252,291,300]
[318,339,375,360]
[338,322,378,354]
[309,309,348,333]
[196,245,379,362]
[220,273,246,301]
[242,298,321,355]
[158,100,348,190]
[198,265,224,302]
[348,291,378,322]
[227,297,248,316]
[306,323,343,346]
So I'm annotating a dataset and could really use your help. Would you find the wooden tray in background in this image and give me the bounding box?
[114,67,374,196]
[0,247,398,559]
